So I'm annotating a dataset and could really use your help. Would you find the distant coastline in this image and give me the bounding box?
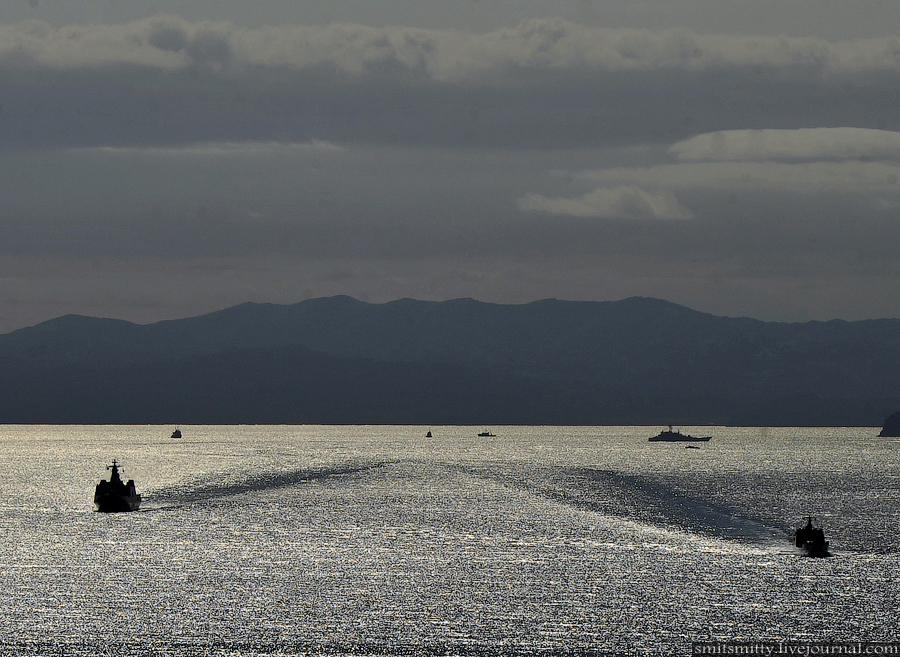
[0,295,896,426]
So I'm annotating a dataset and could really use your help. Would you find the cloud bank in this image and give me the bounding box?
[520,126,900,219]
[671,128,900,162]
[519,185,694,220]
[4,15,900,79]
[4,17,900,153]
[3,13,900,327]
[579,160,900,192]
[580,128,900,194]
[86,140,347,158]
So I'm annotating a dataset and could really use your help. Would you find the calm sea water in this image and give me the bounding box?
[0,425,896,656]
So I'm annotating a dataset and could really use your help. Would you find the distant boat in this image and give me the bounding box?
[685,445,701,449]
[477,430,496,437]
[793,517,831,557]
[171,428,182,439]
[649,426,711,442]
[94,460,141,513]
[878,411,900,437]
[425,430,432,438]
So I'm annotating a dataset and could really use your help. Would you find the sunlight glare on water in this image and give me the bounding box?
[0,425,896,655]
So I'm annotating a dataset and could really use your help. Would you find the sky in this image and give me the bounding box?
[2,1,900,331]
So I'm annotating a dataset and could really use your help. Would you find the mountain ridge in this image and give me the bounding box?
[0,295,897,426]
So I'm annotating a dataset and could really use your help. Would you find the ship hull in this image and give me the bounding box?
[649,434,711,442]
[797,541,831,558]
[94,494,141,513]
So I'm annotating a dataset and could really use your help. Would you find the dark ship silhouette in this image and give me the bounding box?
[793,517,831,557]
[878,412,900,437]
[94,460,141,512]
[648,425,711,442]
[171,427,182,438]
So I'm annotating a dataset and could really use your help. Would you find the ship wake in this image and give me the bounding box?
[143,460,394,508]
[452,463,782,545]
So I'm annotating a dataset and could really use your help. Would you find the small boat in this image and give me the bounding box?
[171,427,182,439]
[685,445,701,449]
[425,430,433,438]
[94,460,141,513]
[477,430,496,437]
[793,516,831,557]
[649,425,711,442]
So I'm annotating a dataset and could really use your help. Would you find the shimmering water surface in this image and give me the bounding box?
[0,425,897,655]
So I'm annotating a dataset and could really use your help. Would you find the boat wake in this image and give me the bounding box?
[143,460,395,509]
[452,464,782,545]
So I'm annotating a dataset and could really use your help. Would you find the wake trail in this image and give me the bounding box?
[143,460,397,508]
[448,463,782,544]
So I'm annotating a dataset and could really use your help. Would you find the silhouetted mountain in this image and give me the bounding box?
[0,296,897,425]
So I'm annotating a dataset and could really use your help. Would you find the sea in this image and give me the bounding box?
[0,425,897,656]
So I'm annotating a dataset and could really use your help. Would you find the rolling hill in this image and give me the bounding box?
[0,296,897,425]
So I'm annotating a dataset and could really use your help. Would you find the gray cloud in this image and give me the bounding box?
[671,128,900,162]
[2,12,900,328]
[4,16,900,154]
[5,16,900,78]
[578,160,900,193]
[86,139,347,158]
[10,0,900,41]
[519,185,694,220]
[518,126,900,223]
[2,58,899,155]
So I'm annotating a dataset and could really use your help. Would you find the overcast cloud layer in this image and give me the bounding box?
[1,3,900,330]
[7,15,900,76]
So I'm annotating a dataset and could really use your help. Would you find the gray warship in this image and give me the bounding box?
[94,460,141,513]
[793,517,831,557]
